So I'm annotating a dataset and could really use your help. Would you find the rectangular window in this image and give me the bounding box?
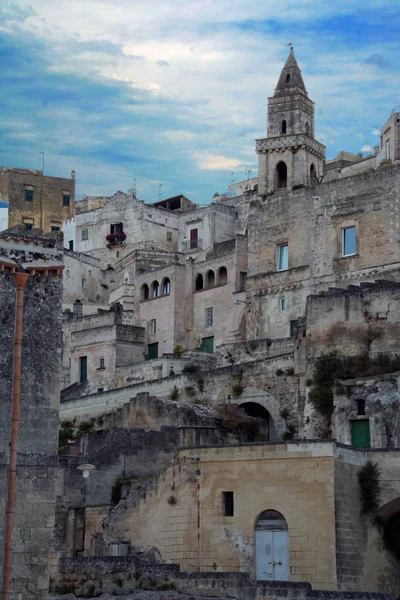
[51,226,60,231]
[99,357,105,369]
[116,251,120,258]
[24,223,33,231]
[150,319,156,335]
[82,229,88,241]
[97,388,104,393]
[68,240,74,251]
[342,226,356,256]
[239,271,247,292]
[280,297,286,312]
[82,278,86,288]
[277,244,288,271]
[62,194,71,207]
[79,356,87,383]
[222,491,234,517]
[110,222,123,234]
[24,189,34,202]
[190,228,199,249]
[205,307,213,328]
[166,231,172,241]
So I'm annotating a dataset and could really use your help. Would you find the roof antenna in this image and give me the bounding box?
[39,151,44,172]
[287,41,293,51]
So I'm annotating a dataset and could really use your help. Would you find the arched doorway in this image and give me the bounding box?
[275,162,287,189]
[255,510,289,581]
[240,402,272,441]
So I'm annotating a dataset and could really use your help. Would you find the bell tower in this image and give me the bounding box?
[256,46,325,195]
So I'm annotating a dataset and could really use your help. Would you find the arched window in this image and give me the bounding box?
[141,284,149,301]
[206,270,215,288]
[281,120,287,134]
[275,161,287,189]
[218,266,227,285]
[162,278,171,295]
[195,273,203,291]
[286,73,290,83]
[151,281,160,298]
[310,163,317,185]
[255,510,288,532]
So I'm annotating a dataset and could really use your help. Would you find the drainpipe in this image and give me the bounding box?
[1,271,29,600]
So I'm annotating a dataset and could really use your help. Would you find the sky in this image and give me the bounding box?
[1,1,399,204]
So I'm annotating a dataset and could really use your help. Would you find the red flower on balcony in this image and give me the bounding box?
[106,232,126,244]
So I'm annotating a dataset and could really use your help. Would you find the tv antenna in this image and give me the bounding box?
[39,151,44,172]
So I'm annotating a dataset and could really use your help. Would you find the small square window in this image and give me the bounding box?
[97,387,104,393]
[82,229,89,241]
[62,194,71,207]
[222,491,234,517]
[51,226,60,231]
[280,297,286,312]
[24,189,34,202]
[150,319,156,335]
[277,244,288,271]
[99,357,105,369]
[166,231,172,242]
[342,226,356,257]
[24,223,33,231]
[205,307,213,328]
[82,278,86,288]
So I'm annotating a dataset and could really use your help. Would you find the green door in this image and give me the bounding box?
[148,342,159,360]
[351,420,370,448]
[202,336,214,353]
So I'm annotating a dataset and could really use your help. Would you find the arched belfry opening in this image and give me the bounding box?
[255,510,289,581]
[275,161,287,189]
[310,163,317,185]
[281,119,287,134]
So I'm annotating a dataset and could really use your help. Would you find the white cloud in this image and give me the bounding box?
[361,144,373,153]
[372,128,380,135]
[194,153,242,171]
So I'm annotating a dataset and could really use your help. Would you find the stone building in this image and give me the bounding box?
[0,166,75,234]
[0,229,63,599]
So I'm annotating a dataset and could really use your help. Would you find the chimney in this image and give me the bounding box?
[73,299,82,317]
[71,169,76,180]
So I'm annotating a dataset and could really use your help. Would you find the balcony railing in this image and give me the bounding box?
[180,238,202,251]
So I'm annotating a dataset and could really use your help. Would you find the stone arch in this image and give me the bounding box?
[218,266,227,285]
[310,163,317,185]
[275,161,287,189]
[151,280,160,298]
[141,283,149,301]
[206,270,215,287]
[162,277,171,295]
[195,273,203,291]
[231,388,286,440]
[281,119,287,134]
[240,402,272,441]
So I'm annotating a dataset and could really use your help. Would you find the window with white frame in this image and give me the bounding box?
[205,307,213,328]
[81,278,86,288]
[280,297,286,312]
[99,357,105,369]
[342,226,356,257]
[82,229,88,241]
[150,319,156,335]
[277,244,288,271]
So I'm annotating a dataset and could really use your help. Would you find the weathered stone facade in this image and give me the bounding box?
[0,231,63,598]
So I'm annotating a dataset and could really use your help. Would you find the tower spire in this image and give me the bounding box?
[274,45,307,95]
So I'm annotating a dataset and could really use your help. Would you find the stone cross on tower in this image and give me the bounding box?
[256,47,325,195]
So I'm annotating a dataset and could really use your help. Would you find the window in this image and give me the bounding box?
[281,120,287,134]
[24,189,34,202]
[151,281,160,298]
[110,222,123,234]
[277,244,288,271]
[79,356,87,383]
[286,73,290,83]
[24,223,33,231]
[190,228,199,249]
[82,278,86,288]
[141,284,149,300]
[206,270,215,287]
[205,307,213,328]
[65,270,70,279]
[222,491,234,517]
[99,357,105,369]
[162,278,171,295]
[68,240,74,251]
[97,388,104,393]
[386,139,390,160]
[150,319,156,335]
[239,271,247,292]
[276,161,287,189]
[62,194,71,207]
[290,320,296,337]
[82,229,88,241]
[218,266,227,285]
[116,251,120,258]
[357,399,365,416]
[195,273,203,291]
[51,226,60,231]
[166,231,172,242]
[342,226,356,257]
[280,297,286,312]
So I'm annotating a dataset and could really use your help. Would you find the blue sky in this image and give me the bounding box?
[1,1,399,204]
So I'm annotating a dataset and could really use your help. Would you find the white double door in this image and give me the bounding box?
[255,530,289,581]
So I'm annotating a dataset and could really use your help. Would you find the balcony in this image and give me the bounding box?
[106,232,126,247]
[180,238,202,251]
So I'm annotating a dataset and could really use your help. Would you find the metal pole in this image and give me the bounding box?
[197,476,201,572]
[1,271,29,600]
